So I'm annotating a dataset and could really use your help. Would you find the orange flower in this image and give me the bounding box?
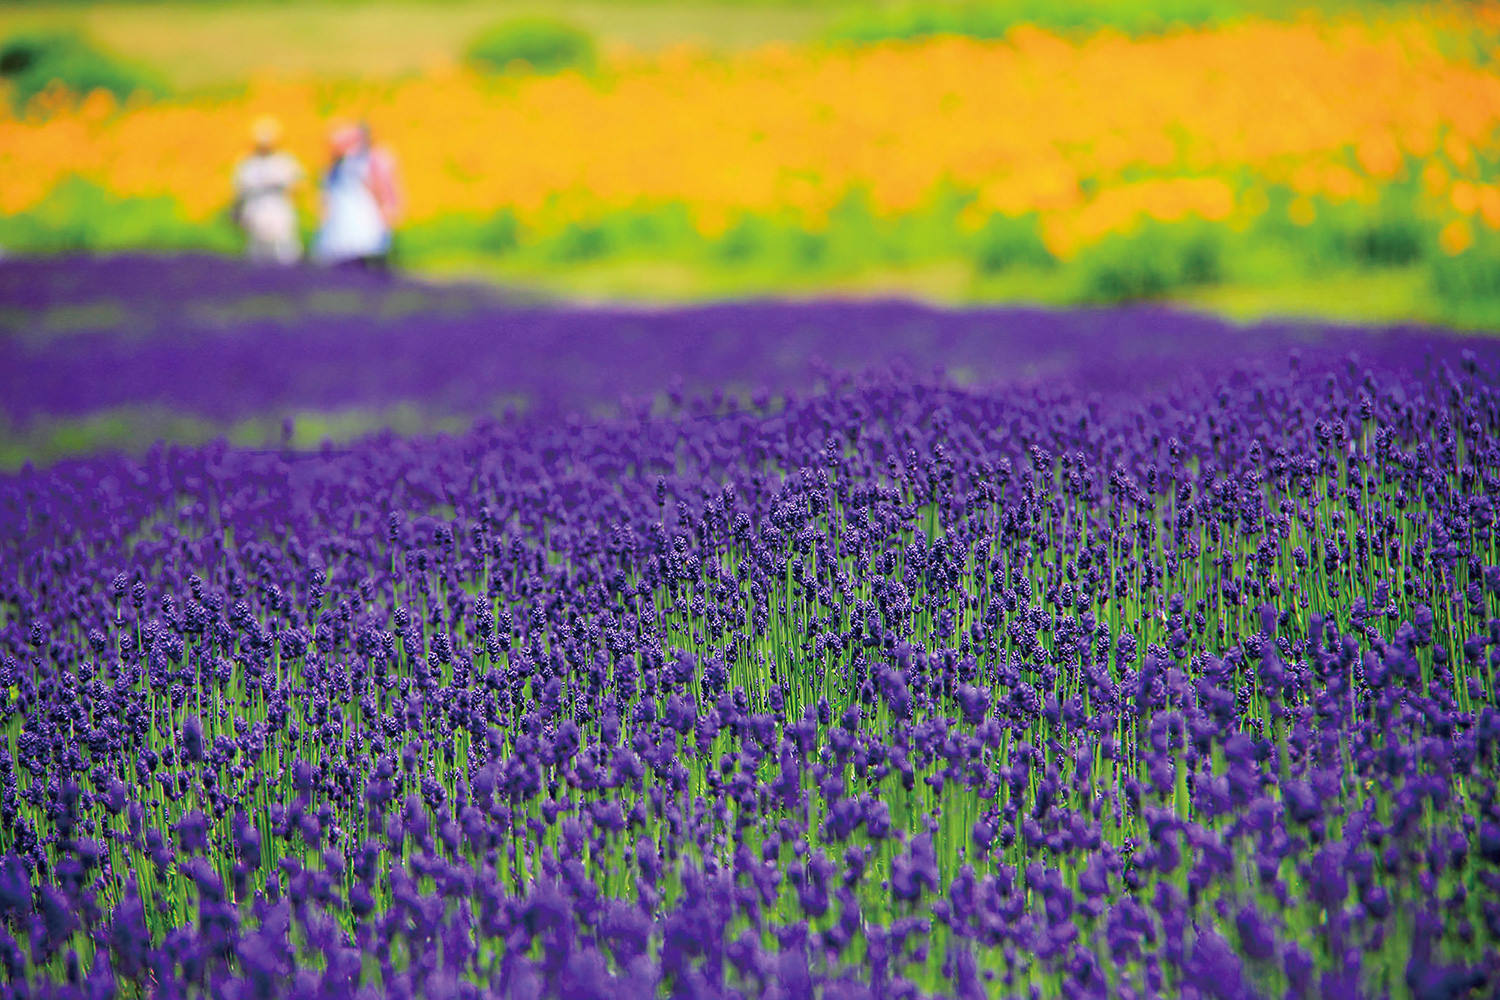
[0,12,1495,255]
[1439,219,1474,256]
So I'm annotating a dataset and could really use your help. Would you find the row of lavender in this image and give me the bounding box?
[0,254,1475,430]
[2,275,1500,997]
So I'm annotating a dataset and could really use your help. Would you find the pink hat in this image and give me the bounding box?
[328,122,361,156]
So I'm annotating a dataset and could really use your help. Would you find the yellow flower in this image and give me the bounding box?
[0,11,1495,257]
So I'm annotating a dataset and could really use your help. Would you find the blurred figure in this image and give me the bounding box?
[232,116,304,265]
[314,120,402,272]
[361,121,404,236]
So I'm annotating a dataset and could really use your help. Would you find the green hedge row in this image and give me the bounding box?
[0,30,165,111]
[2,177,1495,324]
[824,0,1421,43]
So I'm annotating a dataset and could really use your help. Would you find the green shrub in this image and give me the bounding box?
[607,203,699,251]
[1296,191,1431,268]
[1244,183,1438,273]
[709,214,839,271]
[820,190,921,269]
[972,213,1053,273]
[1347,213,1427,267]
[1431,230,1500,304]
[790,229,829,268]
[466,18,596,76]
[826,0,1254,44]
[1070,220,1224,302]
[0,30,166,111]
[545,220,612,262]
[400,211,524,259]
[713,214,780,265]
[0,177,234,254]
[477,210,523,254]
[823,0,1416,44]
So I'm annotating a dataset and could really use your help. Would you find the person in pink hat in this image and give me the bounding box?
[314,120,403,272]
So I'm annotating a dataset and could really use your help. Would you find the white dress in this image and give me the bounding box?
[233,153,303,265]
[314,151,390,265]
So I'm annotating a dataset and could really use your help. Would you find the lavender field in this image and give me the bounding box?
[2,256,1499,998]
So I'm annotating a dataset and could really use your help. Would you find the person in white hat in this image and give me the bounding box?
[232,116,305,265]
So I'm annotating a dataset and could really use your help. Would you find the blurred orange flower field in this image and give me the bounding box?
[2,9,1499,288]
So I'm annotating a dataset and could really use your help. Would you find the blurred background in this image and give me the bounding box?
[1,0,1498,462]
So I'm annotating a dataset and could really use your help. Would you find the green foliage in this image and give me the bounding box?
[817,187,973,268]
[1347,212,1428,267]
[1285,189,1434,269]
[829,0,1236,42]
[0,177,233,253]
[547,219,614,262]
[7,174,1500,327]
[0,29,166,111]
[824,0,1412,42]
[402,210,523,258]
[611,202,698,250]
[465,17,597,76]
[971,213,1052,273]
[712,213,797,266]
[1431,229,1500,308]
[1069,220,1223,302]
